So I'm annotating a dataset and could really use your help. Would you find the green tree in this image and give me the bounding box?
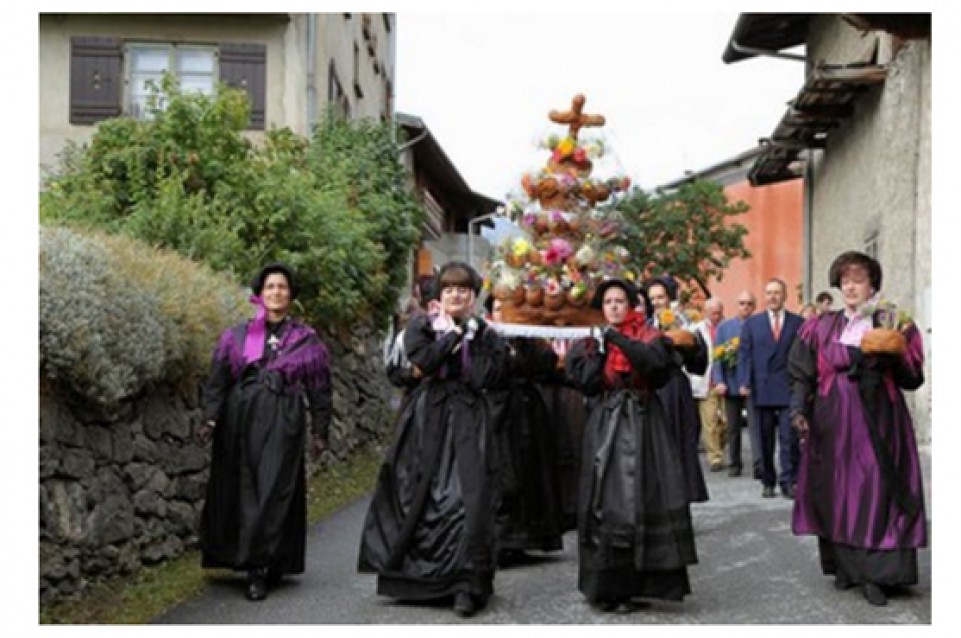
[41,74,424,330]
[613,180,751,298]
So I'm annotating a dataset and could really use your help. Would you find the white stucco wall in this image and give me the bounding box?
[39,13,395,181]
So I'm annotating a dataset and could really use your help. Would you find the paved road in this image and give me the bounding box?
[156,443,931,624]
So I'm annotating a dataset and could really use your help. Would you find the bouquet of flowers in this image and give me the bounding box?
[859,297,913,331]
[658,306,696,348]
[858,297,914,356]
[713,336,739,367]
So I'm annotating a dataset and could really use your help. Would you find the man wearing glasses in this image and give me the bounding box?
[710,292,758,478]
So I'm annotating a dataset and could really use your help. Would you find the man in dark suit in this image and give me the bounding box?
[736,278,803,499]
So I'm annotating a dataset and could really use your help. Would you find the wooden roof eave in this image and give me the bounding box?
[748,63,888,186]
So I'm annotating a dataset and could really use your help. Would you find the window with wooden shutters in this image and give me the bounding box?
[219,43,267,130]
[70,36,123,125]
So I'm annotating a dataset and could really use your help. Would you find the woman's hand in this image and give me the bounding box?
[791,414,809,443]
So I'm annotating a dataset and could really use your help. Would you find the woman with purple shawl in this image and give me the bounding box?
[196,263,332,602]
[358,262,508,618]
[788,251,927,607]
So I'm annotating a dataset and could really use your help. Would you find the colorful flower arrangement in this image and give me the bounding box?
[713,336,740,367]
[538,134,606,161]
[858,296,914,331]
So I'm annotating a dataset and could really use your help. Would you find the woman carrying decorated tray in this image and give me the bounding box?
[788,251,927,607]
[644,274,710,504]
[358,261,509,618]
[196,262,332,601]
[565,278,698,610]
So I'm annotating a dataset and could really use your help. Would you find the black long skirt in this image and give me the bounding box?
[201,376,308,574]
[490,382,564,553]
[818,538,919,587]
[578,389,697,604]
[358,381,497,603]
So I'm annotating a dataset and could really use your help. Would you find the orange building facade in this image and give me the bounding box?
[705,178,804,313]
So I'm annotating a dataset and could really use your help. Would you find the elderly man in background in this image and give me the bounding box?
[690,298,727,472]
[712,291,757,478]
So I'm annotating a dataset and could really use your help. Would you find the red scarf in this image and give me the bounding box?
[604,310,660,384]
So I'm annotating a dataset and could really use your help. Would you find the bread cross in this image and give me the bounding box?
[549,94,606,139]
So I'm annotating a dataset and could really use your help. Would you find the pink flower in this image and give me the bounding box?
[549,237,573,260]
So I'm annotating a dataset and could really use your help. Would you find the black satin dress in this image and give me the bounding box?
[358,315,508,604]
[566,331,698,604]
[487,338,565,555]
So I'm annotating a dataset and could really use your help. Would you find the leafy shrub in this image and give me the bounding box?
[39,226,248,411]
[40,75,424,330]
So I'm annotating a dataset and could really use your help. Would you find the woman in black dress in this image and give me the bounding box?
[197,263,332,601]
[486,298,565,564]
[566,279,698,610]
[358,262,508,617]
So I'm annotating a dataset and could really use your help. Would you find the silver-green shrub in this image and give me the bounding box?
[39,225,248,412]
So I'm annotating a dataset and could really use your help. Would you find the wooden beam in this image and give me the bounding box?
[790,101,855,118]
[811,64,888,85]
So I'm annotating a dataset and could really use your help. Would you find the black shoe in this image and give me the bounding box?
[863,583,887,606]
[728,467,742,477]
[595,599,620,612]
[834,573,852,591]
[453,592,476,617]
[498,548,529,567]
[762,485,776,498]
[265,569,282,587]
[246,572,268,601]
[781,485,796,499]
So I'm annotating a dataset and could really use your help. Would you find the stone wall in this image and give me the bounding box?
[39,323,391,604]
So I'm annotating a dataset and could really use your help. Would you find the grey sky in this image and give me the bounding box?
[395,11,806,200]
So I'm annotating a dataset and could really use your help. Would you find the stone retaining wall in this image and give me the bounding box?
[39,323,391,604]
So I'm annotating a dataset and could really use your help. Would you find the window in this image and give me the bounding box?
[126,43,217,119]
[69,37,266,130]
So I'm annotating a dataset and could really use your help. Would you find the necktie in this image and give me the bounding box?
[772,312,781,341]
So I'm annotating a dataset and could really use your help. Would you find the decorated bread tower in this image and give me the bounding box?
[488,94,634,326]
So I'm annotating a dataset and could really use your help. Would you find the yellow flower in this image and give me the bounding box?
[512,237,531,257]
[714,346,725,359]
[557,137,575,156]
[658,309,676,327]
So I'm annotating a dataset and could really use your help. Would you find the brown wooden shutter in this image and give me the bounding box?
[219,43,266,130]
[69,36,123,125]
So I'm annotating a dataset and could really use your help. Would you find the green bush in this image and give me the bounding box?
[39,226,248,412]
[40,74,424,330]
